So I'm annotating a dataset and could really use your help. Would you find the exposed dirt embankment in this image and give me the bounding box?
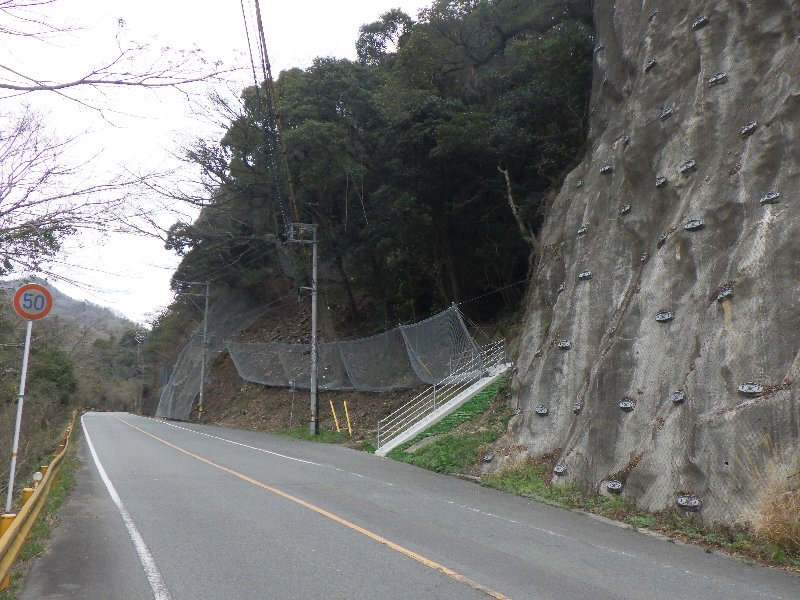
[512,2,800,521]
[201,300,425,443]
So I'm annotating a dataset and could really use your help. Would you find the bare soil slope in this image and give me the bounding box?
[201,300,426,443]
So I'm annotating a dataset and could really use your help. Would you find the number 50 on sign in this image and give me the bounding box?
[13,283,53,321]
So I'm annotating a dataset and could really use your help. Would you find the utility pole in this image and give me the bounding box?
[198,282,210,419]
[286,223,319,435]
[176,281,210,421]
[135,329,147,414]
[309,230,318,435]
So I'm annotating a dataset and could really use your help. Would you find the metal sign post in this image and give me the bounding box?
[6,283,53,513]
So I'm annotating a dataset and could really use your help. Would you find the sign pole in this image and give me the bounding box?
[5,320,32,513]
[7,282,53,512]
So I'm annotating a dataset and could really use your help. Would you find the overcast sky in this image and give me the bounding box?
[3,0,429,325]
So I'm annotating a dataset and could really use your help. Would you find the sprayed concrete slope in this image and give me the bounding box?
[511,2,800,520]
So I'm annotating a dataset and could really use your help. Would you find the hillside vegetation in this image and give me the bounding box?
[145,0,594,416]
[157,0,593,318]
[0,283,143,497]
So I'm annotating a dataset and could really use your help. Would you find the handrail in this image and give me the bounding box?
[0,411,76,589]
[377,341,506,448]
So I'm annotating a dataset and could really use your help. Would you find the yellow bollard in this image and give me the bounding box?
[329,400,341,433]
[343,401,352,437]
[21,488,33,506]
[0,513,17,590]
[0,514,16,537]
[39,465,48,477]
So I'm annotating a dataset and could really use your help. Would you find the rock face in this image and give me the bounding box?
[512,2,800,520]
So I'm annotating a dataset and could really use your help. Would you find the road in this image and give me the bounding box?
[20,412,799,599]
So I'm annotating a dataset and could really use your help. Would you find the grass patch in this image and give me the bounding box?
[280,428,351,444]
[481,462,635,517]
[626,514,658,529]
[748,446,800,555]
[386,377,507,474]
[389,430,499,474]
[0,573,24,600]
[481,459,800,566]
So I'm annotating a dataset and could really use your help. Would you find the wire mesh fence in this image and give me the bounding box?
[155,294,287,421]
[227,306,480,392]
[157,303,483,421]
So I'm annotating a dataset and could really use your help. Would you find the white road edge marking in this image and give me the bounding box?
[147,418,343,471]
[82,415,173,600]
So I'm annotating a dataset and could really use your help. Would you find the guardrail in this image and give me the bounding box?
[0,412,76,590]
[377,341,506,450]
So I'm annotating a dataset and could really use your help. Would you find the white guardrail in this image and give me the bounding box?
[377,341,506,450]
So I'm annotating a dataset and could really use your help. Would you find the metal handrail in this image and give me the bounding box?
[377,341,506,448]
[378,344,501,434]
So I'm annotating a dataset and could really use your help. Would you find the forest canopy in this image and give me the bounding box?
[167,0,594,324]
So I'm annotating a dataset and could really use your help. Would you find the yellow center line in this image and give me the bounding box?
[113,416,511,600]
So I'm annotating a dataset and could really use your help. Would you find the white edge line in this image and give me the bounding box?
[145,417,344,472]
[82,415,173,600]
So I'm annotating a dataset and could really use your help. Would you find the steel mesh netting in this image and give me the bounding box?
[155,294,288,421]
[226,342,288,387]
[226,306,482,392]
[278,343,353,390]
[399,307,480,384]
[337,329,418,391]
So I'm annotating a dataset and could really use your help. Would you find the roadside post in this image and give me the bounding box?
[6,283,53,513]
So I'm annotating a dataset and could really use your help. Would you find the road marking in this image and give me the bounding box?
[83,415,173,600]
[146,418,569,540]
[146,418,345,472]
[115,416,511,600]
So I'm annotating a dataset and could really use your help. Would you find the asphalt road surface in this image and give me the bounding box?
[20,412,799,599]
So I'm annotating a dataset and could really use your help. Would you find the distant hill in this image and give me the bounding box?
[0,278,137,339]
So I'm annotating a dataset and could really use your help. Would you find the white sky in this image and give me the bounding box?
[3,0,429,325]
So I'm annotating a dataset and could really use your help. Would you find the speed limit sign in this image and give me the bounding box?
[6,282,54,512]
[13,283,53,321]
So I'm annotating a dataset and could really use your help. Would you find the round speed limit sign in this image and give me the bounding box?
[13,283,53,321]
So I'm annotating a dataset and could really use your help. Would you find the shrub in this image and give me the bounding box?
[750,450,800,554]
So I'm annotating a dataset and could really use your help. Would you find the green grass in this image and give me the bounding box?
[385,377,507,474]
[480,463,633,517]
[626,514,658,529]
[0,573,24,600]
[389,430,499,474]
[280,428,351,443]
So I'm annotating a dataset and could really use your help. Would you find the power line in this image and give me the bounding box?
[456,278,530,307]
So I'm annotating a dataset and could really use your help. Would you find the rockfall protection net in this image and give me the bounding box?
[227,306,481,392]
[155,294,286,421]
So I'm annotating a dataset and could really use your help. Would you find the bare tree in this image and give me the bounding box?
[0,109,145,275]
[0,0,242,279]
[0,0,238,106]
